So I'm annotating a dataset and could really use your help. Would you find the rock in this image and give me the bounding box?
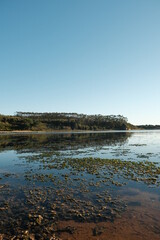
[35,215,43,224]
[29,234,35,240]
[93,226,105,236]
[0,234,3,240]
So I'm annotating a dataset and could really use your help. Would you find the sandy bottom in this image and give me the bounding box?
[56,190,160,240]
[0,188,160,240]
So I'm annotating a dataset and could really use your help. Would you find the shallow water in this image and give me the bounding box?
[0,131,160,239]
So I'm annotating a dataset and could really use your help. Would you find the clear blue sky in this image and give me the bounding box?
[0,0,160,124]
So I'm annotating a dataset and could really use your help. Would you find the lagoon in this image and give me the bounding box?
[0,131,160,239]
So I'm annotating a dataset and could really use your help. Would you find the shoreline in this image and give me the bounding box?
[0,129,159,135]
[0,130,127,135]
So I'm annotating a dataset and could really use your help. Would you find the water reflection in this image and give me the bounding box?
[0,132,132,152]
[0,131,160,239]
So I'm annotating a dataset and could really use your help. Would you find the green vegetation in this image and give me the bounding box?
[0,112,135,131]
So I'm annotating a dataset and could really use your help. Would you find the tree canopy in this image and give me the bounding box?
[0,112,135,131]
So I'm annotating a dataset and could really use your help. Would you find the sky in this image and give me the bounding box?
[0,0,160,125]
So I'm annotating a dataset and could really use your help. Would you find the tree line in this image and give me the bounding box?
[137,125,160,130]
[0,112,135,131]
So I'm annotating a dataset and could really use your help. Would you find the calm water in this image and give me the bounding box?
[0,131,160,239]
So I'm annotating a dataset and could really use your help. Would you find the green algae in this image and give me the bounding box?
[1,154,160,239]
[24,155,160,186]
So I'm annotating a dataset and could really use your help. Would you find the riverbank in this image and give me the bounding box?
[0,112,135,132]
[0,129,156,135]
[0,130,126,135]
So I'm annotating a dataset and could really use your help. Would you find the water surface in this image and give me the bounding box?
[0,131,160,239]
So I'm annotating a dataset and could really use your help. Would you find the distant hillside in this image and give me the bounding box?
[137,125,160,130]
[0,112,136,131]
